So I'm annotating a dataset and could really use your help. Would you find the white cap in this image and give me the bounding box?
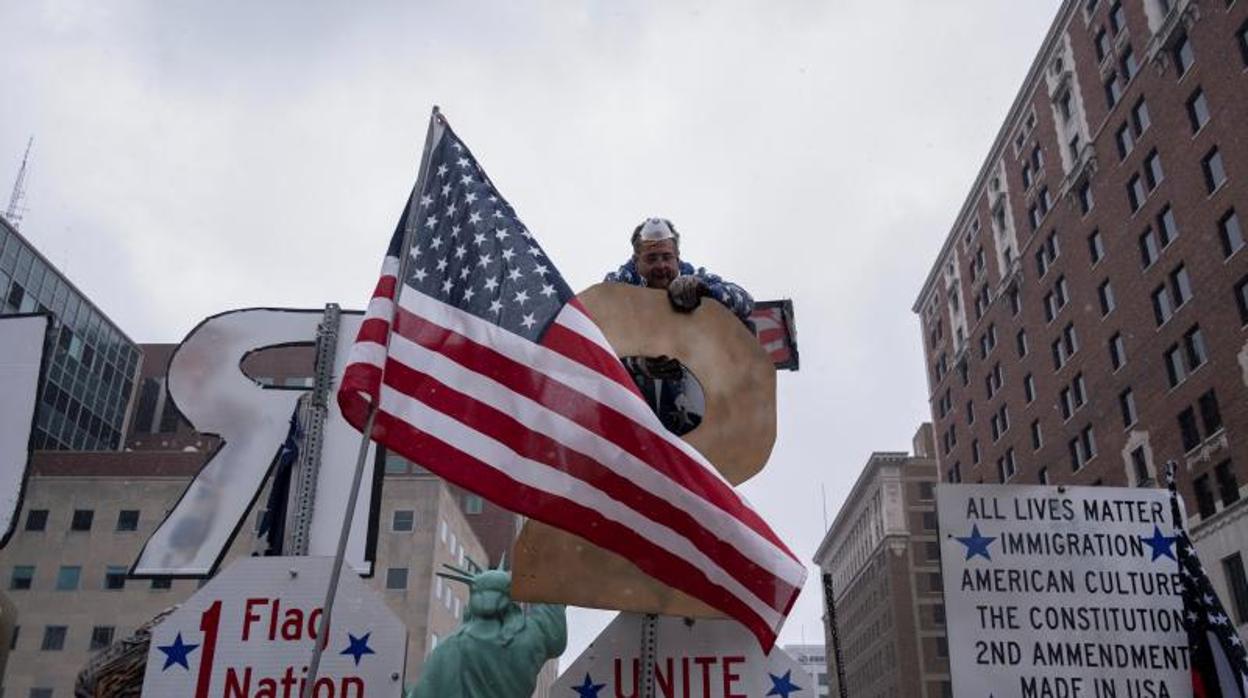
[638,217,675,242]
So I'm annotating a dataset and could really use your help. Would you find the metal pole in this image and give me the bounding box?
[822,572,849,698]
[640,613,659,698]
[302,107,444,697]
[288,303,340,555]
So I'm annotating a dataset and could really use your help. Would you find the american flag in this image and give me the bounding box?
[1167,462,1248,697]
[337,111,805,649]
[750,300,799,371]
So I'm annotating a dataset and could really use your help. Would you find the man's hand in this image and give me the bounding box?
[668,275,708,312]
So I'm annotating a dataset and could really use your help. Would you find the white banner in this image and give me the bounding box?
[0,314,49,548]
[938,484,1189,698]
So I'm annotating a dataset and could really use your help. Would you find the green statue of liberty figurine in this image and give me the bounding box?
[407,562,566,698]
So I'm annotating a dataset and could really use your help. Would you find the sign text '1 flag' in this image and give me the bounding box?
[337,111,805,649]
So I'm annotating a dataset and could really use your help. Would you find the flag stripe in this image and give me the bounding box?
[391,296,798,562]
[372,392,784,640]
[381,332,802,601]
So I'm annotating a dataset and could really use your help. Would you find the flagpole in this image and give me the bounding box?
[302,106,445,697]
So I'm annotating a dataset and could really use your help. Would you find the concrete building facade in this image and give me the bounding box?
[0,216,141,451]
[0,450,493,696]
[913,0,1248,635]
[813,425,948,698]
[781,643,830,697]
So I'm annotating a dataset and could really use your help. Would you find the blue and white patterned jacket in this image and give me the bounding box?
[604,259,755,323]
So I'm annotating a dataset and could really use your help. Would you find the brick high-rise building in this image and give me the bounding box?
[813,425,948,698]
[914,0,1248,632]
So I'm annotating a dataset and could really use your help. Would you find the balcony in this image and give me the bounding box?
[1059,143,1097,201]
[1146,0,1200,72]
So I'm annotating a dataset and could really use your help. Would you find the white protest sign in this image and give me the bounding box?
[142,556,406,697]
[938,484,1188,698]
[554,613,809,698]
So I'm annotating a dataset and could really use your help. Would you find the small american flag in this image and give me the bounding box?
[337,110,805,649]
[1167,462,1248,697]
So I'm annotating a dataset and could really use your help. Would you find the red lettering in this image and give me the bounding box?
[341,676,365,698]
[243,598,267,641]
[223,666,250,698]
[312,676,336,698]
[280,607,304,641]
[694,656,715,697]
[721,656,745,698]
[268,598,281,640]
[654,657,675,697]
[278,665,297,698]
[614,657,639,698]
[681,657,690,698]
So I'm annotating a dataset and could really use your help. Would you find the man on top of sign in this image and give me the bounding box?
[604,217,754,435]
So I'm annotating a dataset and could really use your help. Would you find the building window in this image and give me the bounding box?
[1220,210,1244,258]
[385,567,408,590]
[967,400,975,424]
[1038,467,1049,485]
[1131,447,1150,485]
[1016,329,1028,357]
[1144,150,1164,190]
[1140,228,1160,268]
[1187,88,1210,132]
[55,566,81,591]
[1185,325,1209,371]
[1031,420,1043,450]
[1069,425,1097,470]
[1105,73,1123,108]
[1240,18,1248,66]
[115,510,139,532]
[1098,280,1116,315]
[1200,389,1224,436]
[1221,553,1248,624]
[10,565,34,591]
[1173,33,1195,75]
[1133,98,1151,134]
[1110,2,1126,32]
[1152,285,1175,326]
[1157,205,1178,246]
[1077,180,1094,215]
[90,625,115,651]
[1095,27,1111,61]
[25,509,48,532]
[1109,333,1126,370]
[1203,148,1227,193]
[947,462,962,483]
[1195,475,1217,517]
[1024,373,1035,403]
[1116,123,1134,160]
[998,449,1017,483]
[71,509,94,532]
[922,511,938,530]
[104,565,127,591]
[1179,407,1202,452]
[1216,460,1240,506]
[1120,388,1137,427]
[1088,230,1104,264]
[41,625,67,651]
[972,439,981,464]
[1120,45,1139,80]
[1236,275,1248,325]
[1171,264,1193,307]
[1127,174,1146,212]
[464,494,484,515]
[392,510,414,532]
[1009,287,1021,315]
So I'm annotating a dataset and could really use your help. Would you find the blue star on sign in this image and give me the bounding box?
[956,524,996,561]
[157,632,199,671]
[573,673,605,697]
[340,632,376,666]
[1141,525,1177,562]
[766,670,802,697]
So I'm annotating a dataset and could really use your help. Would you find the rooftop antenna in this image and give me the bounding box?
[6,136,33,230]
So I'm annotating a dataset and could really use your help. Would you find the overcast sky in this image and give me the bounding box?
[2,0,1064,666]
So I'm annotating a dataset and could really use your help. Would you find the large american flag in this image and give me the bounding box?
[337,111,805,649]
[1167,462,1248,697]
